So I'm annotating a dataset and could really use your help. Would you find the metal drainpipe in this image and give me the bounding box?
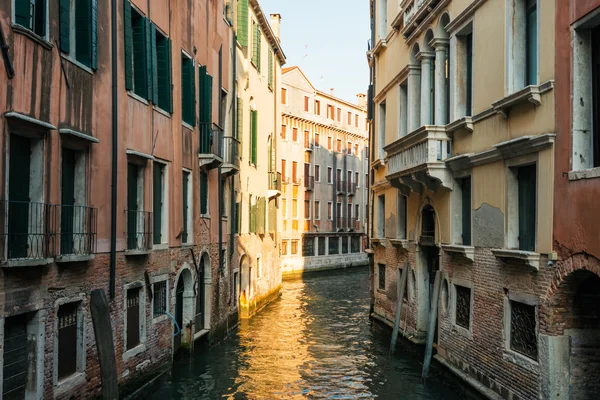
[218,46,223,276]
[230,33,237,270]
[369,59,375,247]
[109,0,118,299]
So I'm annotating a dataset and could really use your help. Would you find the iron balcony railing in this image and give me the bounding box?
[198,122,223,158]
[126,210,152,251]
[0,200,57,261]
[336,180,347,194]
[304,176,314,191]
[348,217,357,230]
[304,138,313,151]
[223,136,240,167]
[336,217,346,230]
[347,181,357,196]
[292,175,301,185]
[269,171,282,191]
[60,205,98,256]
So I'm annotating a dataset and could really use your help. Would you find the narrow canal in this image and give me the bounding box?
[151,267,481,399]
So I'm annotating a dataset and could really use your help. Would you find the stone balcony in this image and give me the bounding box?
[384,125,452,194]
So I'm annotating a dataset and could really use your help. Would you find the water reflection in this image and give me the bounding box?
[151,268,479,399]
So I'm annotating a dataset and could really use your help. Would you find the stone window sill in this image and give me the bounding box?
[442,244,475,262]
[371,238,386,248]
[153,243,169,251]
[124,249,151,256]
[390,239,409,251]
[491,249,540,270]
[1,258,54,267]
[123,343,146,361]
[128,91,149,105]
[492,81,554,118]
[54,371,86,398]
[502,348,538,372]
[61,53,94,75]
[446,116,473,135]
[152,314,169,324]
[12,24,53,50]
[451,323,473,340]
[55,254,95,263]
[568,167,600,181]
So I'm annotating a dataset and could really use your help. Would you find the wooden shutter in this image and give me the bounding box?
[256,26,261,72]
[518,165,536,251]
[145,18,153,100]
[61,148,76,255]
[91,0,98,69]
[8,135,31,259]
[182,172,189,243]
[256,197,266,235]
[234,201,240,234]
[59,0,70,53]
[236,0,248,47]
[200,171,208,215]
[123,0,133,91]
[127,164,138,250]
[167,39,173,113]
[190,59,196,126]
[268,50,273,88]
[236,97,243,140]
[250,110,257,165]
[75,0,91,66]
[461,177,471,246]
[466,33,473,115]
[181,58,190,123]
[151,24,158,104]
[152,164,162,245]
[15,0,31,28]
[206,74,213,127]
[198,65,207,122]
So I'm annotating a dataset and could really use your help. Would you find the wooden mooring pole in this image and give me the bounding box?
[390,262,408,355]
[90,289,119,399]
[422,270,441,381]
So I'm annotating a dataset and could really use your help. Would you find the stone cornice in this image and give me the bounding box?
[373,65,410,103]
[371,180,392,193]
[445,0,487,33]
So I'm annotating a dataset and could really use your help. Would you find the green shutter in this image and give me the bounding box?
[461,177,471,246]
[526,0,538,86]
[518,165,536,251]
[250,110,257,165]
[127,164,138,250]
[198,65,207,122]
[151,24,158,104]
[182,172,189,243]
[131,16,148,97]
[256,197,266,235]
[268,50,273,89]
[8,135,31,259]
[91,0,98,69]
[145,18,153,100]
[75,0,92,67]
[167,39,173,113]
[200,171,208,215]
[61,148,76,255]
[236,0,248,47]
[123,0,133,91]
[234,201,240,234]
[59,0,70,53]
[15,0,31,28]
[206,74,213,127]
[236,97,243,140]
[153,163,162,245]
[256,28,261,72]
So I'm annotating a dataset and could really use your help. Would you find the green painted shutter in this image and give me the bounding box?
[206,74,213,128]
[198,65,207,121]
[153,164,162,245]
[91,0,98,70]
[167,39,173,113]
[75,0,92,67]
[8,135,31,259]
[59,0,71,53]
[145,18,153,101]
[15,0,31,28]
[199,171,208,215]
[236,97,243,140]
[151,24,158,104]
[61,149,76,255]
[518,165,536,252]
[256,197,266,235]
[250,110,257,165]
[131,16,148,98]
[234,201,240,234]
[123,0,133,91]
[236,0,248,47]
[268,50,273,89]
[461,177,471,246]
[526,0,538,86]
[182,172,189,243]
[256,28,261,72]
[466,33,473,116]
[127,164,138,250]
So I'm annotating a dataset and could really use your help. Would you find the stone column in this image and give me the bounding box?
[407,64,421,133]
[432,39,450,126]
[419,51,435,127]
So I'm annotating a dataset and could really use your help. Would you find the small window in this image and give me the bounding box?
[327,167,332,183]
[292,127,298,142]
[200,170,208,215]
[347,111,352,124]
[250,110,258,165]
[268,49,274,89]
[281,88,287,105]
[129,7,149,96]
[329,237,339,255]
[152,162,167,245]
[337,108,341,121]
[378,102,386,159]
[318,236,326,255]
[304,200,310,219]
[355,171,359,187]
[152,281,167,317]
[256,256,261,277]
[336,139,342,153]
[126,287,141,350]
[461,177,472,245]
[251,20,261,71]
[155,29,172,112]
[281,240,288,255]
[378,264,386,290]
[355,114,359,127]
[354,144,359,157]
[315,100,321,115]
[292,198,298,219]
[281,159,287,181]
[507,0,538,92]
[181,53,195,125]
[182,170,192,243]
[327,202,333,220]
[454,285,471,329]
[282,197,287,217]
[314,201,320,220]
[397,193,406,239]
[57,302,81,380]
[509,300,538,360]
[517,165,536,251]
[314,133,320,147]
[327,136,332,150]
[281,125,287,139]
[304,96,310,112]
[291,239,299,255]
[14,0,47,38]
[377,194,385,238]
[292,161,298,184]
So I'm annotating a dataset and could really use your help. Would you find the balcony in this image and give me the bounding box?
[400,0,443,39]
[0,200,57,266]
[336,180,346,194]
[198,122,223,170]
[125,210,152,255]
[56,205,97,262]
[384,125,452,194]
[221,136,240,177]
[304,176,314,191]
[336,217,346,231]
[268,171,282,199]
[304,139,313,152]
[292,175,301,185]
[348,217,357,231]
[347,181,357,196]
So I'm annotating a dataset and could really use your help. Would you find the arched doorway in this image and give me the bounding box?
[174,267,193,354]
[545,269,600,399]
[240,255,251,314]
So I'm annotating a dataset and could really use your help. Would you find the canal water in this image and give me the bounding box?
[151,267,480,399]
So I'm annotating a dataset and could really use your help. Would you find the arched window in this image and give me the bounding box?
[420,205,435,245]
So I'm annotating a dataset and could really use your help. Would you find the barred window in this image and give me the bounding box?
[510,300,537,360]
[455,285,471,329]
[153,281,167,318]
[58,302,79,380]
[126,287,141,350]
[378,264,386,290]
[318,237,326,255]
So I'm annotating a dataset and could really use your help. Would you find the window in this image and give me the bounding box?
[281,125,287,139]
[304,96,310,112]
[327,202,332,220]
[251,20,261,71]
[291,239,298,255]
[397,193,406,239]
[281,159,287,181]
[200,170,208,215]
[327,104,333,119]
[236,0,248,47]
[302,237,315,256]
[154,29,172,112]
[292,127,298,142]
[126,287,142,350]
[355,114,359,127]
[509,300,538,360]
[153,162,167,245]
[398,83,408,137]
[355,203,360,221]
[281,240,288,255]
[315,100,321,115]
[507,0,538,92]
[327,136,332,150]
[292,199,298,218]
[336,139,342,152]
[304,200,310,219]
[304,130,310,148]
[182,170,192,243]
[125,5,151,96]
[282,197,287,218]
[314,201,320,220]
[327,167,332,183]
[354,144,359,157]
[292,161,298,184]
[454,285,472,330]
[268,49,274,89]
[314,133,320,147]
[14,0,47,38]
[461,177,472,245]
[329,236,339,254]
[318,237,326,255]
[517,165,536,251]
[337,107,341,121]
[355,171,359,187]
[378,264,386,290]
[351,236,361,252]
[315,165,320,181]
[378,101,386,159]
[60,147,90,256]
[152,281,167,317]
[281,88,287,105]
[181,53,196,126]
[250,109,258,165]
[126,163,147,251]
[377,194,385,238]
[347,141,352,154]
[378,0,387,39]
[347,111,352,124]
[57,302,82,380]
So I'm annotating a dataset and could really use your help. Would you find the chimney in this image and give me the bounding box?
[270,14,281,40]
[357,93,367,109]
[330,88,335,96]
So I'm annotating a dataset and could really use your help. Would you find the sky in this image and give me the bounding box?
[259,0,371,105]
